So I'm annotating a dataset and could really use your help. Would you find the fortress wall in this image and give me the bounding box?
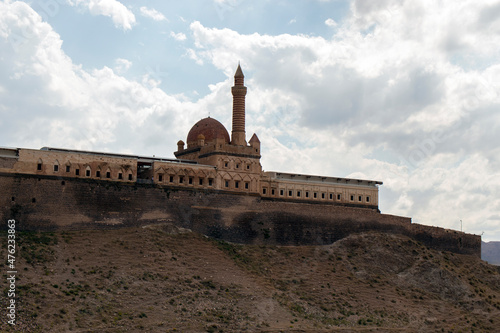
[0,173,480,257]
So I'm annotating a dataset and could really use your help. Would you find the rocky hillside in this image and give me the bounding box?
[483,241,500,266]
[1,225,500,332]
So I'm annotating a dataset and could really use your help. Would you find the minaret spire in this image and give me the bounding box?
[231,63,247,145]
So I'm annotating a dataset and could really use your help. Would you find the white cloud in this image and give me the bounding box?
[325,18,337,27]
[114,58,132,74]
[68,0,136,30]
[170,31,187,41]
[140,6,166,22]
[0,1,201,155]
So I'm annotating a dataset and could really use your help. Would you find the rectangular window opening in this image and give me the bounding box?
[297,191,301,197]
[280,189,284,196]
[75,169,80,176]
[322,193,325,199]
[366,196,370,202]
[208,179,213,186]
[118,173,122,180]
[245,182,249,189]
[54,165,59,172]
[358,195,362,202]
[314,192,317,199]
[37,163,42,171]
[189,177,193,185]
[128,174,133,181]
[106,172,111,179]
[350,195,354,201]
[66,165,70,172]
[96,171,100,177]
[170,176,174,183]
[199,178,203,185]
[337,194,341,200]
[86,170,91,177]
[235,181,239,188]
[158,174,163,182]
[263,187,267,195]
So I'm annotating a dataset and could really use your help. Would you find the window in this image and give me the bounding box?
[208,178,213,186]
[245,182,249,189]
[280,189,284,196]
[306,191,309,198]
[337,194,341,200]
[118,172,123,180]
[37,163,42,171]
[106,171,111,178]
[350,195,354,201]
[158,174,163,182]
[96,171,101,177]
[358,196,362,202]
[224,162,229,168]
[75,169,80,176]
[170,176,174,183]
[86,169,91,177]
[199,178,203,185]
[53,165,59,172]
[288,190,293,197]
[322,193,325,199]
[225,180,229,188]
[235,181,239,188]
[314,192,317,199]
[366,196,370,202]
[179,176,184,183]
[246,164,250,170]
[66,165,70,172]
[329,193,333,200]
[297,191,301,197]
[128,174,133,181]
[236,164,240,169]
[271,188,275,195]
[263,187,267,194]
[189,177,193,185]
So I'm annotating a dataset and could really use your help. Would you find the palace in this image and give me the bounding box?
[0,65,381,210]
[0,65,481,257]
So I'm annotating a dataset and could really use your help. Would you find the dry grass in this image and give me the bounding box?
[1,225,499,332]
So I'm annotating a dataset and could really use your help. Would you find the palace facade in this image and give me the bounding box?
[0,65,381,209]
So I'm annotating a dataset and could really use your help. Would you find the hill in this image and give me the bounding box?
[482,241,500,266]
[1,225,499,332]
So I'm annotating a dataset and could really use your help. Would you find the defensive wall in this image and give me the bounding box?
[0,173,481,257]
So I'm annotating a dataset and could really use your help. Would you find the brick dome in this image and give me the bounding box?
[187,117,230,145]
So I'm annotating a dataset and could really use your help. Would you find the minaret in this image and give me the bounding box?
[231,64,247,146]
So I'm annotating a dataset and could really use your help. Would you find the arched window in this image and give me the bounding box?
[85,166,91,177]
[37,158,43,171]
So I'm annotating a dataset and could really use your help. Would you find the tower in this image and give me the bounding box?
[231,64,247,146]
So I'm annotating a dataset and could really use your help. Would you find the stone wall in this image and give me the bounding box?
[0,173,481,257]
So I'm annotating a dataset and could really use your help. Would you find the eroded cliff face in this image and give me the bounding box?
[0,228,498,332]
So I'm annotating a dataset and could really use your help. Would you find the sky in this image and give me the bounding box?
[1,0,500,241]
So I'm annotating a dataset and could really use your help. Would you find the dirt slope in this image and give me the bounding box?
[1,225,500,332]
